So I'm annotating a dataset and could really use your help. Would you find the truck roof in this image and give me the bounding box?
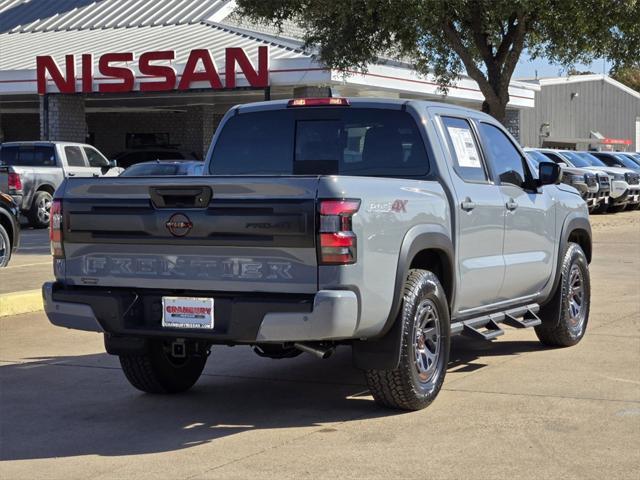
[0,141,91,147]
[232,97,494,120]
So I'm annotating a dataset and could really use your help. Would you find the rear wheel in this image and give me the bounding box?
[535,243,590,347]
[28,190,53,228]
[119,340,208,393]
[365,269,450,411]
[0,223,11,267]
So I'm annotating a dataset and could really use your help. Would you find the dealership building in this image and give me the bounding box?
[0,0,638,158]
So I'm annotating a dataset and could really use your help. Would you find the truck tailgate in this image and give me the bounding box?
[59,176,319,294]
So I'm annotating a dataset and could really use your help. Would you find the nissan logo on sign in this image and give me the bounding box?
[36,46,269,94]
[166,213,193,237]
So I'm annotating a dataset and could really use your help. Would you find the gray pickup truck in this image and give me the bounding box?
[0,141,120,227]
[43,98,592,411]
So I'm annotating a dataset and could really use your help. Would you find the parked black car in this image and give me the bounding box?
[0,192,20,267]
[112,148,200,169]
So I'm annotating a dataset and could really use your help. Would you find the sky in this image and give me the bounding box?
[513,51,609,80]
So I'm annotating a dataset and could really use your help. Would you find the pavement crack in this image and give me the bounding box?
[443,387,640,404]
[184,411,372,480]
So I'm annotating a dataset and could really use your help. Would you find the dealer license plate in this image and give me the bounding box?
[162,296,214,329]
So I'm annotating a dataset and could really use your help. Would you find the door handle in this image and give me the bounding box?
[461,198,476,211]
[506,198,518,211]
[68,173,76,177]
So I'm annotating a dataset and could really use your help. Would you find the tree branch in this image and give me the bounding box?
[500,14,528,93]
[495,13,518,67]
[442,20,498,103]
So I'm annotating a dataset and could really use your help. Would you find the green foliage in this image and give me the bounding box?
[237,0,640,120]
[611,64,640,92]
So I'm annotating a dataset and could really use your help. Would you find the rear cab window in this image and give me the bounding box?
[210,107,429,177]
[0,145,55,166]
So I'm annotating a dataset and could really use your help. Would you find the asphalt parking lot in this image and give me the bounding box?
[0,212,639,480]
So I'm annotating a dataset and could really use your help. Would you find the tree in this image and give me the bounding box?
[237,0,640,122]
[611,64,640,92]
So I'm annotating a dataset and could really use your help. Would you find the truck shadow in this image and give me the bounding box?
[0,337,545,461]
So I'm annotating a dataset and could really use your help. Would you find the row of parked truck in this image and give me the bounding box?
[525,148,640,213]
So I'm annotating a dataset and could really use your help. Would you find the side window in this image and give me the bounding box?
[540,152,564,164]
[83,147,108,167]
[478,123,528,187]
[64,146,86,167]
[441,116,486,182]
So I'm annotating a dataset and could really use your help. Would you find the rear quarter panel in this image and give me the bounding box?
[318,176,450,337]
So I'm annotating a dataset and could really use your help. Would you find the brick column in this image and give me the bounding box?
[184,105,224,159]
[40,95,87,142]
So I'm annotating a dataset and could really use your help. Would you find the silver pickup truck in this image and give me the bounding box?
[43,98,592,410]
[0,141,120,227]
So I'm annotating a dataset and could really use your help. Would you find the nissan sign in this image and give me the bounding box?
[36,46,269,94]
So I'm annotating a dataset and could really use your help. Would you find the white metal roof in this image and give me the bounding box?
[522,74,640,100]
[0,0,234,33]
[0,21,306,70]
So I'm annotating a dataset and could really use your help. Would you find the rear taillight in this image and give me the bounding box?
[318,199,360,265]
[49,199,64,258]
[8,172,22,191]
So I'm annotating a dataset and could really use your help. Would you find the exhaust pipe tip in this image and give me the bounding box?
[293,342,334,359]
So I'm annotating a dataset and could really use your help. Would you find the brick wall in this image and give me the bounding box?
[504,108,521,143]
[40,95,87,142]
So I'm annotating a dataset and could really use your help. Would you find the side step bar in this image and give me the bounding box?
[452,304,541,341]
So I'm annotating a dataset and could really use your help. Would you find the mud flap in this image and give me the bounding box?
[352,312,404,370]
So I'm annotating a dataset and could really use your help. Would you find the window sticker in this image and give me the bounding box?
[447,126,481,168]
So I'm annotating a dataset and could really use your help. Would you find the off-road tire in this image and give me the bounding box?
[28,190,53,228]
[0,223,11,267]
[607,204,627,213]
[119,340,207,393]
[535,243,590,347]
[365,269,450,411]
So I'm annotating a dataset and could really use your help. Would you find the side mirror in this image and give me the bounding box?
[101,160,117,175]
[538,161,561,186]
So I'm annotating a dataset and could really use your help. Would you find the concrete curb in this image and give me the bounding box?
[0,289,43,317]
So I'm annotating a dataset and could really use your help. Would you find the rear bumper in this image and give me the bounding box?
[42,282,359,343]
[9,194,26,211]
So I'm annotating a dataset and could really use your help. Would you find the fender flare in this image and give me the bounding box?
[352,224,454,370]
[543,213,592,306]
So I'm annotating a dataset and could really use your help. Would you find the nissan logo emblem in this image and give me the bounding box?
[166,213,193,237]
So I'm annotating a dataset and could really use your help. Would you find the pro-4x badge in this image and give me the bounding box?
[367,199,408,213]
